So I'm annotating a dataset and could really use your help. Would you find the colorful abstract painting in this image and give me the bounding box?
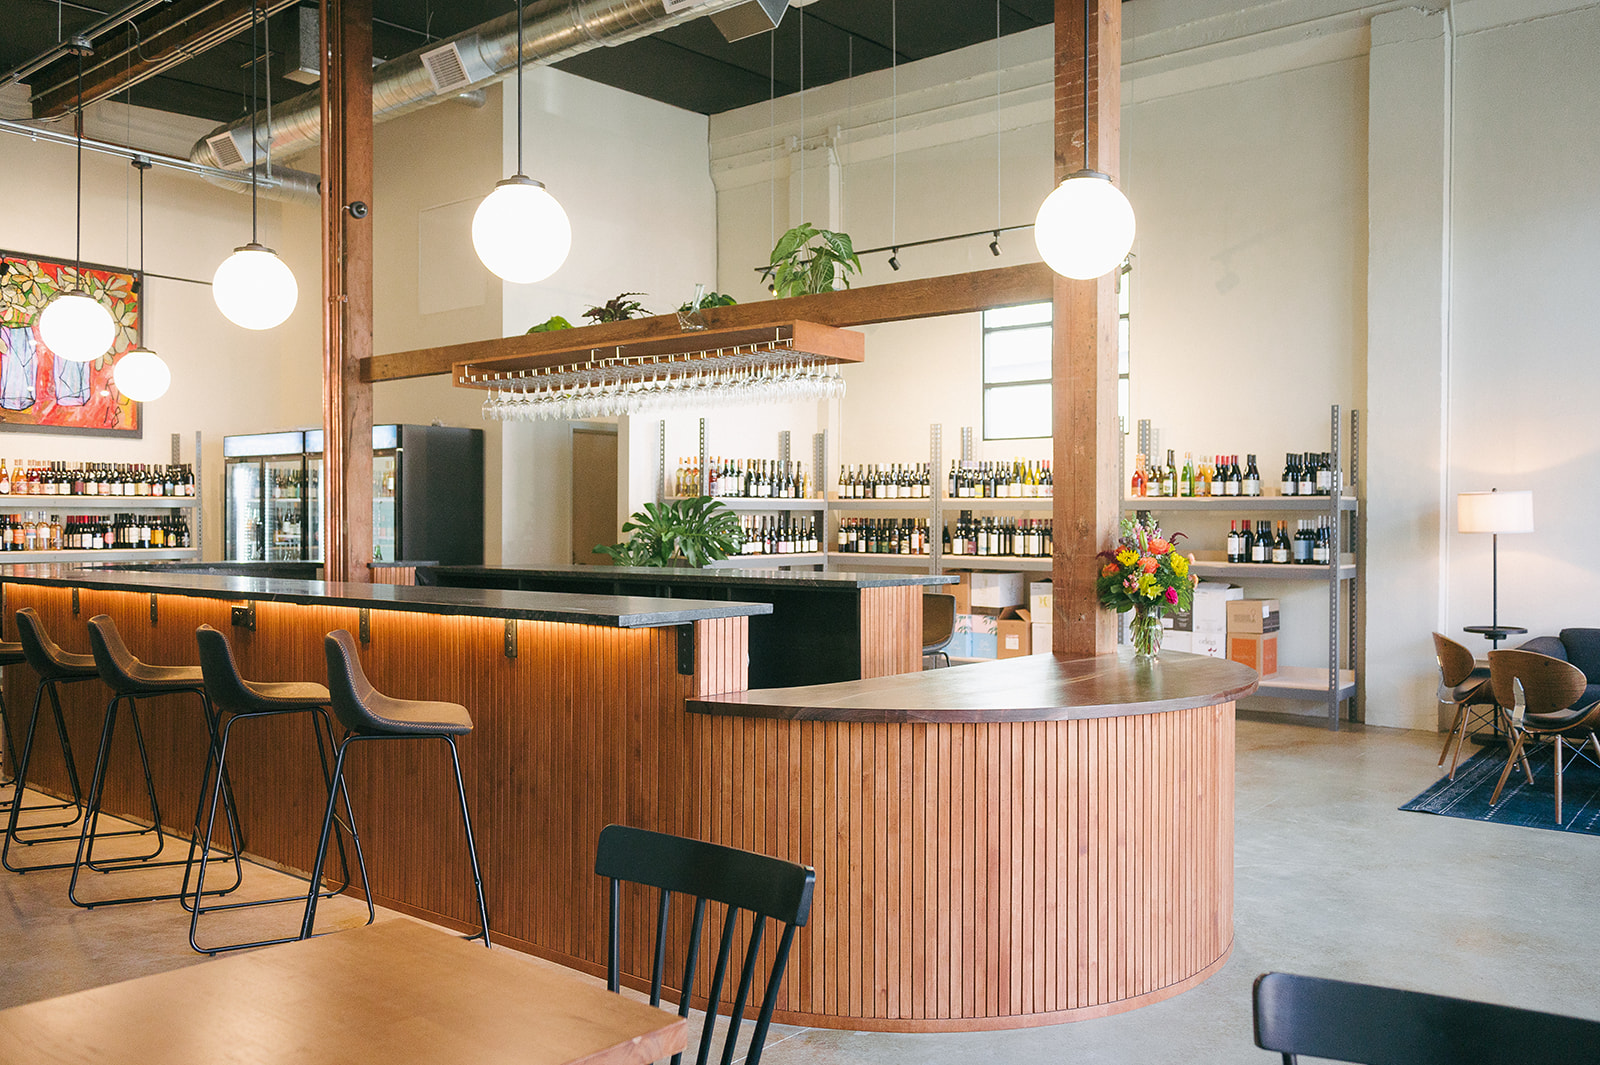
[0,252,141,437]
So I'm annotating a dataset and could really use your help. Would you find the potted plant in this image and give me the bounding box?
[582,292,650,324]
[765,223,862,298]
[596,496,743,567]
[1095,514,1197,662]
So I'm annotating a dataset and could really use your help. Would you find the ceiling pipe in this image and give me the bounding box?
[0,0,172,90]
[188,0,757,186]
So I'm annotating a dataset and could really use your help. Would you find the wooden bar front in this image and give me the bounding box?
[1,574,1246,1032]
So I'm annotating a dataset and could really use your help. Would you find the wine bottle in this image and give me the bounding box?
[1281,453,1297,497]
[1272,521,1290,564]
[1164,450,1178,499]
[1131,453,1148,498]
[1239,519,1256,563]
[1242,454,1261,497]
[1226,520,1241,563]
[1298,453,1316,496]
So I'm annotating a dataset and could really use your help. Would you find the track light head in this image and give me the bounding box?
[888,249,901,271]
[989,233,1002,257]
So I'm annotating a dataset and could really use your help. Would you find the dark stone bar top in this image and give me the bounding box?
[421,564,958,590]
[0,564,772,629]
[689,649,1259,723]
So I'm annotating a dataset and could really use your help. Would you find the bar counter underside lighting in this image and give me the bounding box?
[0,567,1253,1032]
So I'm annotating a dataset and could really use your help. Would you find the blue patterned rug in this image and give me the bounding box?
[1401,743,1600,835]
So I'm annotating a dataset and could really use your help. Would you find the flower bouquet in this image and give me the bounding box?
[1095,515,1197,661]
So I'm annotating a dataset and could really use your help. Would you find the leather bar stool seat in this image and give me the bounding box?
[300,630,488,946]
[68,616,243,908]
[3,609,113,873]
[0,641,27,804]
[190,624,366,955]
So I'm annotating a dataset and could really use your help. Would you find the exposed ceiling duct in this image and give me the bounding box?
[188,0,768,193]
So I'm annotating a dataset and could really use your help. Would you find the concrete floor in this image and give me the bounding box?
[2,718,1595,1064]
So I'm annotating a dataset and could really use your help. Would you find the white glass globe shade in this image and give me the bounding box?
[38,291,116,363]
[213,244,298,330]
[113,347,171,402]
[1033,171,1136,280]
[472,177,571,284]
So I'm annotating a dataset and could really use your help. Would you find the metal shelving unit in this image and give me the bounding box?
[0,431,202,563]
[1124,405,1359,729]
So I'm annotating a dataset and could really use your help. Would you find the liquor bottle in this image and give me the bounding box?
[1200,456,1217,497]
[1272,521,1290,564]
[0,459,9,496]
[1242,454,1261,497]
[1131,453,1148,498]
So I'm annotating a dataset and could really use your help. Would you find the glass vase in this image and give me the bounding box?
[1130,603,1164,662]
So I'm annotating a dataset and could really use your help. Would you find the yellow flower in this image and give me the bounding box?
[1136,573,1158,596]
[1170,553,1189,578]
[1116,548,1139,567]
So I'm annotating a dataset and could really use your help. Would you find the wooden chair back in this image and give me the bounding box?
[595,824,814,1065]
[922,593,956,653]
[1253,971,1600,1064]
[1487,649,1587,717]
[1431,632,1477,689]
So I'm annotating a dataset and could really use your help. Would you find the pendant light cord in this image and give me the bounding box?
[74,49,84,284]
[515,0,524,176]
[1083,0,1091,172]
[249,0,259,244]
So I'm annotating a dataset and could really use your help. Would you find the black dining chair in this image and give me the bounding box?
[1253,971,1600,1064]
[594,824,814,1065]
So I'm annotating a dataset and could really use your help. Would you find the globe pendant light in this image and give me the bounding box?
[39,42,117,364]
[473,0,570,284]
[1033,0,1135,280]
[114,158,170,402]
[212,0,298,329]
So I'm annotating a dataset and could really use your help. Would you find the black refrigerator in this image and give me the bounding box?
[224,424,483,565]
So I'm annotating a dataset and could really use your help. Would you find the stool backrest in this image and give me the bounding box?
[15,607,78,679]
[595,823,814,1065]
[1253,970,1600,1064]
[195,624,255,715]
[1430,632,1477,690]
[87,614,142,692]
[1487,649,1586,718]
[922,593,957,652]
[323,629,383,734]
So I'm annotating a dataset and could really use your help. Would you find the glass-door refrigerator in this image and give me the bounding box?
[223,431,309,562]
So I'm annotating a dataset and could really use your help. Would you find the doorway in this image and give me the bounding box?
[570,425,619,565]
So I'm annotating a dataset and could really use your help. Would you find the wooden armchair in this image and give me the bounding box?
[1487,648,1600,824]
[1431,633,1498,780]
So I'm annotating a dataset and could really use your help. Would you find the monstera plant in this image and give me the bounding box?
[596,496,742,568]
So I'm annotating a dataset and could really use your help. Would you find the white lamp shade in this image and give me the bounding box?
[1033,170,1137,280]
[38,291,117,363]
[1457,490,1534,534]
[113,347,171,402]
[213,244,298,330]
[472,177,571,284]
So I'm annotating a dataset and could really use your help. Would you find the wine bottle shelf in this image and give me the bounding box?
[1189,560,1355,581]
[0,548,200,564]
[940,495,1054,511]
[826,498,935,511]
[0,496,198,511]
[674,496,826,512]
[1123,495,1358,513]
[1253,667,1358,702]
[943,556,1054,572]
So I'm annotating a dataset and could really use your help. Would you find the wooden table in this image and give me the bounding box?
[0,921,687,1065]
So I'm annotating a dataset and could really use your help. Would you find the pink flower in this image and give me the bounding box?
[1165,586,1179,604]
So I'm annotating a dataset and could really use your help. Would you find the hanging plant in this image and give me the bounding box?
[766,223,862,298]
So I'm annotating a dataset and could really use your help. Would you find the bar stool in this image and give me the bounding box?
[2,608,140,874]
[0,639,65,818]
[190,624,367,955]
[302,629,489,946]
[67,615,244,908]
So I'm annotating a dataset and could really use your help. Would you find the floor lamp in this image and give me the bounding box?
[1458,489,1535,648]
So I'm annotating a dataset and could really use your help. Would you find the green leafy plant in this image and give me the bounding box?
[766,223,862,298]
[526,315,573,333]
[595,496,743,568]
[677,291,738,315]
[582,292,649,324]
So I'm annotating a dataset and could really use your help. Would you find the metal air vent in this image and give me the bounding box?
[421,39,495,95]
[205,130,245,169]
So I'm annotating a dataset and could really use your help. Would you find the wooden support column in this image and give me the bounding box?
[1051,0,1122,657]
[321,0,374,582]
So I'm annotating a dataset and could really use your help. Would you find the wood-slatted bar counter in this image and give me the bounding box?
[420,564,955,687]
[0,565,1250,1033]
[687,652,1256,1030]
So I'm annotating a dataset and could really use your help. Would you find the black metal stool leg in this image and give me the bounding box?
[300,735,363,941]
[444,735,491,947]
[308,708,362,895]
[179,690,244,912]
[2,680,97,872]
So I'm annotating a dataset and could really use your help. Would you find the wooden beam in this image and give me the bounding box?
[365,261,1054,383]
[1051,0,1122,658]
[322,0,374,582]
[29,0,301,118]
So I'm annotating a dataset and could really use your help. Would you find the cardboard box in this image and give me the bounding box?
[1228,632,1278,676]
[1190,582,1245,634]
[1163,630,1194,654]
[1029,581,1053,616]
[970,572,1027,610]
[997,607,1032,659]
[950,573,972,615]
[1030,621,1053,655]
[967,613,999,658]
[1191,632,1225,658]
[1226,598,1281,634]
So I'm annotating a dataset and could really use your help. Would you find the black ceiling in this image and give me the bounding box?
[3,0,1054,126]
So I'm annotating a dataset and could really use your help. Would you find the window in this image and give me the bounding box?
[980,265,1132,441]
[981,302,1052,440]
